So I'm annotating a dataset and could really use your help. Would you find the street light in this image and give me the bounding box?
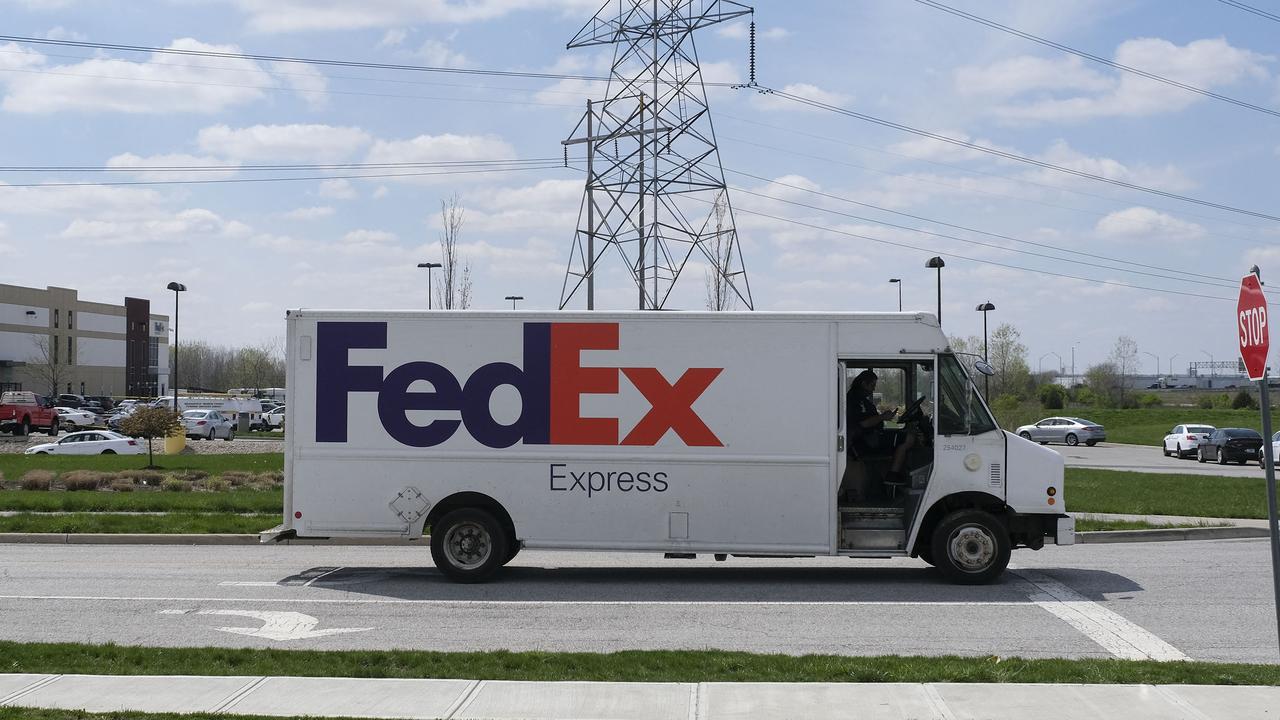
[505,295,524,310]
[165,282,186,413]
[1143,351,1160,377]
[975,301,995,397]
[1170,353,1179,377]
[925,257,945,323]
[1201,349,1215,386]
[417,262,442,309]
[1038,351,1062,376]
[1070,342,1080,386]
[888,278,902,311]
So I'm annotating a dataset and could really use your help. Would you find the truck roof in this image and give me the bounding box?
[286,309,942,325]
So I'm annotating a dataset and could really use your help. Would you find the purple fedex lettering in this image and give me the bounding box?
[316,321,550,447]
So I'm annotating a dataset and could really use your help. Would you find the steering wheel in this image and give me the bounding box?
[899,395,928,423]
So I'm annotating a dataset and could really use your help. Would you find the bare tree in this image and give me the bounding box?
[704,191,738,311]
[436,193,472,310]
[26,335,75,398]
[1109,335,1139,407]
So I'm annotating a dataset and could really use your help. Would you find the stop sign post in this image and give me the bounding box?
[1239,269,1280,657]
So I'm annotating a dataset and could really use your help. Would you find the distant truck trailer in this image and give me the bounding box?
[266,310,1073,585]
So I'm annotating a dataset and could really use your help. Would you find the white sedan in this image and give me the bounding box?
[25,430,145,455]
[182,409,236,440]
[55,406,99,428]
[1162,424,1215,459]
[262,405,285,429]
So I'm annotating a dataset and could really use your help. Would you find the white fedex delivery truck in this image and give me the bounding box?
[267,310,1073,584]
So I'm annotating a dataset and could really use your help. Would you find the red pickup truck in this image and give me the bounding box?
[0,391,60,436]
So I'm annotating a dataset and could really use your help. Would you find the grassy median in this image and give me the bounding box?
[0,513,279,534]
[0,712,336,720]
[0,454,283,478]
[1,641,1278,685]
[1065,468,1271,519]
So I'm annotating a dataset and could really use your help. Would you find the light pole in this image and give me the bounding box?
[975,301,995,397]
[1070,342,1079,386]
[889,278,902,311]
[1142,351,1159,378]
[1170,353,1179,378]
[505,295,524,310]
[1038,351,1062,376]
[925,257,945,323]
[166,282,186,413]
[1201,349,1214,385]
[417,262,442,309]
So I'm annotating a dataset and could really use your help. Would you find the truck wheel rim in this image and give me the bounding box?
[444,521,492,570]
[947,525,995,573]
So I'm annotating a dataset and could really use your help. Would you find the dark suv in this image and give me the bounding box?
[1197,428,1264,465]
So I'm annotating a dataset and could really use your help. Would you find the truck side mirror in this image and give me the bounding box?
[973,361,995,376]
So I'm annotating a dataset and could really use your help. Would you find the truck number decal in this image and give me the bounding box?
[315,321,724,449]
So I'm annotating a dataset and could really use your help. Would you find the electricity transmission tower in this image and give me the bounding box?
[560,0,755,311]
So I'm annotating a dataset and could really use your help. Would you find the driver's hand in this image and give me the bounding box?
[881,408,897,420]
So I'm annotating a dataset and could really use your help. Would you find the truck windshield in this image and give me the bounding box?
[937,354,998,436]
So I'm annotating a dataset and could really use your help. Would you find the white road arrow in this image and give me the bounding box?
[196,610,374,641]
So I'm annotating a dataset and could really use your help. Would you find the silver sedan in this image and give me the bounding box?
[1015,417,1107,447]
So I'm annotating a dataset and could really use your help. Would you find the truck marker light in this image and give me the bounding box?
[295,511,302,519]
[1047,487,1057,496]
[1047,497,1055,505]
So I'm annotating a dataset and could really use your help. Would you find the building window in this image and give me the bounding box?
[67,336,73,365]
[52,336,58,364]
[148,337,159,367]
[54,309,59,329]
[68,311,73,330]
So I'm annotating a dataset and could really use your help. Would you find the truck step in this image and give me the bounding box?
[840,527,905,551]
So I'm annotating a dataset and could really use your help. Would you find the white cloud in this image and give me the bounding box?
[270,61,329,110]
[317,179,356,199]
[341,229,398,245]
[379,28,409,47]
[751,83,851,112]
[955,55,1111,97]
[0,42,50,71]
[716,23,790,41]
[0,38,274,114]
[417,39,468,67]
[280,206,335,220]
[1029,139,1194,192]
[1095,207,1206,242]
[372,186,390,199]
[197,123,372,162]
[987,38,1273,122]
[364,133,516,182]
[0,183,164,217]
[44,26,87,42]
[57,208,252,246]
[231,0,600,33]
[105,152,238,182]
[887,132,1017,164]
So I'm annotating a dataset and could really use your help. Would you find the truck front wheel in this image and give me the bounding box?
[430,508,508,583]
[931,510,1010,585]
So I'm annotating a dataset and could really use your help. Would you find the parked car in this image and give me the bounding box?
[261,405,286,430]
[0,391,60,436]
[181,409,236,441]
[55,406,99,428]
[85,395,115,411]
[1015,417,1106,447]
[24,430,144,455]
[1162,424,1215,459]
[56,394,85,408]
[1266,431,1280,470]
[105,405,137,430]
[1197,428,1264,465]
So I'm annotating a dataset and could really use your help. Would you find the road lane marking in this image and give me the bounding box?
[218,582,282,587]
[303,566,345,587]
[1013,569,1190,662]
[194,610,373,641]
[0,593,1030,607]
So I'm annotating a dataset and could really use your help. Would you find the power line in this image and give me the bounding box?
[913,0,1280,120]
[724,169,1235,285]
[0,158,562,172]
[1214,0,1280,23]
[0,163,568,188]
[756,85,1280,223]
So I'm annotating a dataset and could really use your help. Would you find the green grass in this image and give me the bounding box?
[1066,468,1269,519]
[0,453,283,479]
[1073,518,1210,532]
[0,513,279,534]
[1079,408,1267,445]
[0,488,281,513]
[1,641,1279,685]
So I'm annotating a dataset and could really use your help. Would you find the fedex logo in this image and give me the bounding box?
[316,322,724,449]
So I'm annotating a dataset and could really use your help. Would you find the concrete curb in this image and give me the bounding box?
[1076,525,1271,543]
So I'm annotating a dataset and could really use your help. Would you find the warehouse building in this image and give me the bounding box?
[0,283,170,398]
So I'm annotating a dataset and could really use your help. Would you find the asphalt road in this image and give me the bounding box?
[1,540,1276,664]
[1052,442,1268,477]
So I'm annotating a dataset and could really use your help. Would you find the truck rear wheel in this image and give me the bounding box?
[931,510,1010,585]
[430,508,508,583]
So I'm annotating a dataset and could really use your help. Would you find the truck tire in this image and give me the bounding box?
[931,510,1010,585]
[430,508,508,583]
[502,543,522,566]
[18,418,30,436]
[46,423,58,436]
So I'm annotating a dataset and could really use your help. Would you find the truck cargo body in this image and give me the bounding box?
[276,310,1072,583]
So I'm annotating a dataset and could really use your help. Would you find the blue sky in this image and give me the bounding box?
[1,0,1277,377]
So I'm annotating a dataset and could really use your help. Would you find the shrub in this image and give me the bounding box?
[1197,394,1215,409]
[258,471,284,486]
[200,478,230,492]
[109,480,136,493]
[221,471,254,487]
[1137,393,1162,408]
[21,470,54,491]
[1074,387,1098,406]
[173,469,209,482]
[1232,389,1259,410]
[1037,383,1067,410]
[61,470,108,491]
[160,478,192,493]
[1211,393,1234,410]
[117,469,165,486]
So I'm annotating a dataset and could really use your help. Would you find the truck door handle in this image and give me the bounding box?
[837,435,845,453]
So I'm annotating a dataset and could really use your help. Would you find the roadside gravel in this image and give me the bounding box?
[0,435,283,455]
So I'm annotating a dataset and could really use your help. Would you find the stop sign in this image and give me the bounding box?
[1238,273,1270,381]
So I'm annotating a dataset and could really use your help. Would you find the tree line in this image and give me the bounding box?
[170,340,284,393]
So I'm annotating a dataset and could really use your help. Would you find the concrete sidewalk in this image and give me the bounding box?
[2,674,1279,719]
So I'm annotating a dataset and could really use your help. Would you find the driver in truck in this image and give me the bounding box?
[847,369,919,491]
